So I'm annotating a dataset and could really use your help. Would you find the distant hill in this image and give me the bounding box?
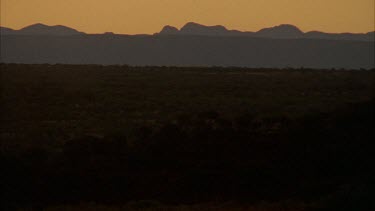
[304,31,375,41]
[256,24,303,39]
[156,22,374,42]
[175,22,246,36]
[159,25,180,35]
[0,26,16,35]
[1,23,374,69]
[0,23,84,36]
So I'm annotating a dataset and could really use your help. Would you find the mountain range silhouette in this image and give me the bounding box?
[155,22,374,41]
[1,22,374,68]
[2,22,374,41]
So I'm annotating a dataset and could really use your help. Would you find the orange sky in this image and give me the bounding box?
[1,0,374,34]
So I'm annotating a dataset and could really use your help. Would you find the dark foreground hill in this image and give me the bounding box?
[1,34,374,69]
[1,64,374,210]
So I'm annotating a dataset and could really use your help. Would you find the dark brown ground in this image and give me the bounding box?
[1,64,374,210]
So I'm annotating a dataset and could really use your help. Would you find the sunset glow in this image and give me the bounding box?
[1,0,374,34]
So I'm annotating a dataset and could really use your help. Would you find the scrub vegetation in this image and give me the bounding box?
[1,64,374,210]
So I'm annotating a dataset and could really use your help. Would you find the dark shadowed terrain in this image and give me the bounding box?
[1,64,374,210]
[2,35,373,69]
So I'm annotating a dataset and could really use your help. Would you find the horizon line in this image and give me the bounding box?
[1,22,374,35]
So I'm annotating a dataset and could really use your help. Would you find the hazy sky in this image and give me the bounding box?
[1,0,374,34]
